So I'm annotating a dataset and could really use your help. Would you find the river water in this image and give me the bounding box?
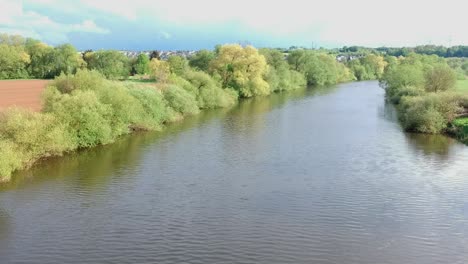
[1,81,468,264]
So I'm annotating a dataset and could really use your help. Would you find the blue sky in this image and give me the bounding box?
[0,0,466,50]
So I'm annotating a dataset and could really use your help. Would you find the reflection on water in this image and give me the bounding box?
[1,81,468,264]
[405,133,459,158]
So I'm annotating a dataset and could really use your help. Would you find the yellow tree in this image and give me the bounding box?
[210,44,270,97]
[149,58,171,83]
[361,54,387,78]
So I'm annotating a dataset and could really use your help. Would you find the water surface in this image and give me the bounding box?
[1,81,468,264]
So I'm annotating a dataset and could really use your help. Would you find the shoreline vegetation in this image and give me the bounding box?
[379,53,468,144]
[1,33,468,182]
[0,34,359,182]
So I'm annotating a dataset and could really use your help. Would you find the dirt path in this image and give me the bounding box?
[0,80,49,111]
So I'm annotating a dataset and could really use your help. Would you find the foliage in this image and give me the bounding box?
[85,50,130,79]
[210,44,270,97]
[450,118,468,143]
[260,48,307,92]
[44,89,114,148]
[163,84,200,115]
[0,139,22,181]
[348,54,387,80]
[149,58,171,83]
[133,53,150,75]
[25,41,55,79]
[424,64,456,92]
[50,69,106,94]
[167,55,189,76]
[189,50,215,72]
[398,92,463,134]
[179,70,238,108]
[0,44,30,79]
[51,44,85,76]
[127,86,174,128]
[287,50,352,85]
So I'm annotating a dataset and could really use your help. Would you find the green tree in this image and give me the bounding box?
[133,53,150,75]
[51,44,84,76]
[86,50,130,79]
[260,48,306,92]
[167,55,188,75]
[0,44,30,79]
[25,40,56,79]
[189,50,215,72]
[424,64,456,92]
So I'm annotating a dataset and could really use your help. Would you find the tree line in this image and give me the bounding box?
[338,45,468,58]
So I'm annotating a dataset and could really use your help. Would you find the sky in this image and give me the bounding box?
[0,0,467,50]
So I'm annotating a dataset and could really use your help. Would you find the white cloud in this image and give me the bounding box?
[71,0,468,47]
[0,0,110,43]
[4,0,468,47]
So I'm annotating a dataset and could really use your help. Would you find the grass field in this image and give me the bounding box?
[456,79,468,92]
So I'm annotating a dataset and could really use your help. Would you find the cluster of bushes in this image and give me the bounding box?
[0,67,239,181]
[380,53,468,135]
[1,41,360,181]
[448,118,468,144]
[287,49,354,85]
[347,54,387,81]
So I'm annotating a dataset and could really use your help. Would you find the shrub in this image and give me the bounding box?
[399,92,462,134]
[424,64,456,92]
[450,118,468,143]
[163,85,200,115]
[44,90,114,148]
[0,139,23,181]
[0,108,73,159]
[128,87,175,128]
[182,71,237,108]
[96,83,147,136]
[52,69,105,94]
[388,85,425,104]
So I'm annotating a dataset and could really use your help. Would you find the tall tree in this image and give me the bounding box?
[210,44,269,97]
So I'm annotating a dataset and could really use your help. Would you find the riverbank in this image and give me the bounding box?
[380,54,468,145]
[1,43,365,182]
[3,81,468,264]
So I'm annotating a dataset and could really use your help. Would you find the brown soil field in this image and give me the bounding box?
[0,80,49,112]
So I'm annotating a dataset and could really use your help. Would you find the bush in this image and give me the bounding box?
[163,85,200,115]
[0,108,74,158]
[399,92,462,134]
[98,84,145,135]
[0,139,22,181]
[52,69,105,94]
[128,87,175,128]
[182,71,237,108]
[44,90,114,148]
[450,118,468,143]
[0,108,74,181]
[388,85,425,104]
[424,64,456,92]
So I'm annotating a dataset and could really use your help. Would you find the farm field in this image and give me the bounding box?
[0,80,49,111]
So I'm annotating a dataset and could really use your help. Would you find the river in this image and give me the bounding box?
[1,81,468,264]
